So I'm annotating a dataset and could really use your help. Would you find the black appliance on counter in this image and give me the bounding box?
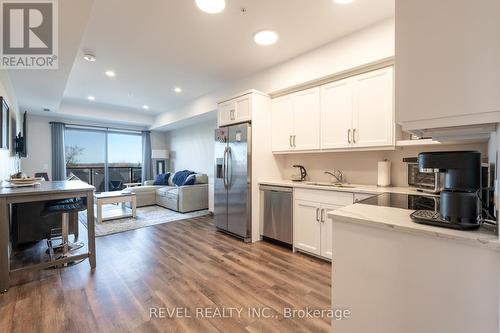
[410,151,482,230]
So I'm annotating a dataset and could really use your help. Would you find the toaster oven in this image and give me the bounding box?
[404,157,444,193]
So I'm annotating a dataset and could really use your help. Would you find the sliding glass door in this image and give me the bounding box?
[65,127,142,192]
[65,128,106,191]
[107,132,142,190]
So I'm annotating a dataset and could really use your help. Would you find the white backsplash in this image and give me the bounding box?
[273,143,488,187]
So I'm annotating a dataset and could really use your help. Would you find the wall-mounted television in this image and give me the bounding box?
[15,111,27,158]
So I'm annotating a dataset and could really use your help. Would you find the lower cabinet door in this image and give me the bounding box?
[294,200,321,255]
[320,204,342,259]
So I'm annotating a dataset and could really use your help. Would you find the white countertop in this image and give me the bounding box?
[329,203,500,251]
[259,179,499,251]
[259,179,432,196]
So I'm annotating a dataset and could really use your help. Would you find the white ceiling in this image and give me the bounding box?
[7,0,95,114]
[9,0,394,121]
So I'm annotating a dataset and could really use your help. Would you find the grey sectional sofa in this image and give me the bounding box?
[122,172,208,213]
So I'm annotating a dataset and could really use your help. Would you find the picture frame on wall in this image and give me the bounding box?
[156,160,166,175]
[0,97,9,150]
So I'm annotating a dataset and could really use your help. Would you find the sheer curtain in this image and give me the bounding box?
[141,131,152,182]
[51,122,66,180]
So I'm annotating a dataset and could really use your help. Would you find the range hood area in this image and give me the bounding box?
[395,0,500,138]
[409,124,497,143]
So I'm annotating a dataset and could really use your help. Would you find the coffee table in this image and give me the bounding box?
[94,191,137,223]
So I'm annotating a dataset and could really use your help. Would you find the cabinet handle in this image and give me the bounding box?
[316,208,320,222]
[353,129,357,144]
[347,129,351,144]
[293,135,296,147]
[321,208,325,223]
[230,110,235,120]
[289,135,293,148]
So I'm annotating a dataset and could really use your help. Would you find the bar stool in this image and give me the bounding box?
[42,198,86,265]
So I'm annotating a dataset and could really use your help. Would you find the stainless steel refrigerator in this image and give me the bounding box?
[214,123,251,242]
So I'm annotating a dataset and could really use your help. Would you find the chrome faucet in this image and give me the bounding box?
[324,170,344,184]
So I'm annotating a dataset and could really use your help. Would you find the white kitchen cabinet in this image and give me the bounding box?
[396,0,500,134]
[218,101,233,126]
[321,66,394,149]
[293,188,373,259]
[271,95,294,152]
[294,199,321,255]
[352,67,394,147]
[320,78,353,149]
[293,88,321,151]
[271,87,320,152]
[319,203,341,260]
[273,66,394,153]
[218,95,251,127]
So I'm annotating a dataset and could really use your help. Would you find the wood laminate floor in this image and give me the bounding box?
[0,215,331,333]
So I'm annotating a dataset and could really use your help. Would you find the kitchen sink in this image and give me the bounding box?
[304,181,356,189]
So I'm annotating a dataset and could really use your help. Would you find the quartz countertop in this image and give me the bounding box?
[259,179,499,250]
[259,179,432,196]
[0,180,95,197]
[328,203,500,251]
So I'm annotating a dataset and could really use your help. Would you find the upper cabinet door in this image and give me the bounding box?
[292,87,321,151]
[352,66,394,147]
[320,78,353,149]
[271,95,294,152]
[234,96,251,123]
[218,101,234,127]
[218,95,252,127]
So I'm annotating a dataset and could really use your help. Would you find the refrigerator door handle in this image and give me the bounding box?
[223,147,228,189]
[227,147,232,187]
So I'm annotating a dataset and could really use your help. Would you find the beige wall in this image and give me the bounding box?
[21,115,52,178]
[165,118,217,211]
[0,72,20,181]
[275,142,488,187]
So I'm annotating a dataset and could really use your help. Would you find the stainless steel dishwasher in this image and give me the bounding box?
[260,185,293,246]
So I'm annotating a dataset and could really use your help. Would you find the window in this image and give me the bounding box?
[65,127,142,192]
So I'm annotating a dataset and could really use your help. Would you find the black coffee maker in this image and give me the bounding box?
[411,151,481,230]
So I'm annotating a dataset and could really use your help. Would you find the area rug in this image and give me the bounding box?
[79,205,210,237]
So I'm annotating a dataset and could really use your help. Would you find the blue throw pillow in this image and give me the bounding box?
[183,174,196,186]
[172,170,194,186]
[153,172,170,185]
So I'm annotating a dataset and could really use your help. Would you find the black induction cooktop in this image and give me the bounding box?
[357,192,440,211]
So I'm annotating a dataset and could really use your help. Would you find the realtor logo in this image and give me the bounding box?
[0,0,58,69]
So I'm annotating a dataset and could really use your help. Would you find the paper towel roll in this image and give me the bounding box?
[377,160,391,187]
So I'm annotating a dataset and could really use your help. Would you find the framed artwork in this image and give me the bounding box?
[156,160,166,175]
[0,97,9,150]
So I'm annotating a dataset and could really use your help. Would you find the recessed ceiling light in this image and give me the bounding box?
[87,95,95,101]
[83,53,96,62]
[105,70,116,77]
[333,0,355,4]
[142,105,149,110]
[195,0,225,14]
[174,87,182,93]
[254,30,279,46]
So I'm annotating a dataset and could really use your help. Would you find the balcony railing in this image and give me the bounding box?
[66,164,142,192]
